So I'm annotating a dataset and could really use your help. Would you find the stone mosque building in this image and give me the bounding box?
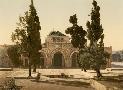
[39,32,79,68]
[21,31,112,69]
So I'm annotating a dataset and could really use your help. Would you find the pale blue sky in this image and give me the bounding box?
[0,0,123,51]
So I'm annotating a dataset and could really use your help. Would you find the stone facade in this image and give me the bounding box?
[39,35,79,68]
[22,34,112,69]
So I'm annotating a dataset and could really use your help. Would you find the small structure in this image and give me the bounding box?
[20,51,29,68]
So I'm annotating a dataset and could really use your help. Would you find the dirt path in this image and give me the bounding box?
[0,71,13,78]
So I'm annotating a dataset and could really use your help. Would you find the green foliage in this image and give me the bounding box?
[79,48,91,70]
[11,15,28,52]
[65,14,88,70]
[86,0,105,67]
[89,47,107,69]
[84,0,110,77]
[11,1,42,70]
[65,14,87,49]
[26,2,42,66]
[7,45,21,67]
[86,0,103,46]
[49,31,66,36]
[112,52,122,62]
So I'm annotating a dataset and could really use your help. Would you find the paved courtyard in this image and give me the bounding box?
[0,68,123,90]
[0,69,94,90]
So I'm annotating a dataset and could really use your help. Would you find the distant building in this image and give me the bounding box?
[112,51,123,62]
[22,31,112,69]
[104,46,112,68]
[0,45,11,68]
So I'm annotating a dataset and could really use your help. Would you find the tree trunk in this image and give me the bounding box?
[95,69,102,78]
[83,67,87,72]
[29,63,31,77]
[28,56,32,77]
[33,64,36,72]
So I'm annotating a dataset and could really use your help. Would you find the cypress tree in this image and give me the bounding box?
[86,0,109,78]
[11,0,42,76]
[27,0,42,72]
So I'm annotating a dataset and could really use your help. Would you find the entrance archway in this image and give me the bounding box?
[71,52,79,68]
[52,52,63,68]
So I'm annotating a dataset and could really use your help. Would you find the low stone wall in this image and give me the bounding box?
[0,68,13,71]
[37,69,82,75]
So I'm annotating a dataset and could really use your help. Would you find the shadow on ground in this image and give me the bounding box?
[31,79,91,88]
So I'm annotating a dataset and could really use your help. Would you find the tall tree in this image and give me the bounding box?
[27,0,42,72]
[65,14,87,70]
[86,0,109,78]
[12,0,42,76]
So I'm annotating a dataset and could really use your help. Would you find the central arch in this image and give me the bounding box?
[52,52,64,68]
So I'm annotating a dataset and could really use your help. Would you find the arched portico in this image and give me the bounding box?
[70,51,79,68]
[52,51,64,68]
[52,52,64,68]
[50,48,68,68]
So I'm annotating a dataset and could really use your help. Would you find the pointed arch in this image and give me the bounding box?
[70,51,79,68]
[52,51,64,68]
